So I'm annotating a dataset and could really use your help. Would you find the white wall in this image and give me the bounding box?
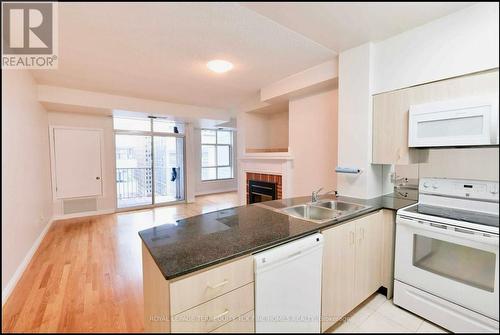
[267,111,289,149]
[373,3,499,94]
[338,3,499,198]
[261,59,338,101]
[244,111,289,150]
[337,43,385,199]
[289,88,338,197]
[2,71,53,303]
[47,112,117,216]
[193,129,238,196]
[38,85,232,123]
[184,123,196,202]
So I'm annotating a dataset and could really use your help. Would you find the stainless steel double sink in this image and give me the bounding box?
[280,200,371,224]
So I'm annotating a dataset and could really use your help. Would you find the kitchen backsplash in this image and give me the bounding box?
[395,147,499,183]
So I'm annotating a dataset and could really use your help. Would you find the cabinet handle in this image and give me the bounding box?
[208,279,229,289]
[96,176,101,180]
[357,228,364,244]
[349,231,355,246]
[214,309,229,320]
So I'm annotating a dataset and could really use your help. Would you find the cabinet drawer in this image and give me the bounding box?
[170,256,254,315]
[211,310,255,333]
[171,283,254,333]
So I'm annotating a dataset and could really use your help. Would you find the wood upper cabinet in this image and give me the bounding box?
[372,69,499,164]
[321,210,384,332]
[372,90,416,165]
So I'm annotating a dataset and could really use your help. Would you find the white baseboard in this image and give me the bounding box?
[195,188,237,196]
[51,208,115,221]
[2,218,54,306]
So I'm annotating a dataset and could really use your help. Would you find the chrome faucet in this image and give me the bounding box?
[311,188,338,203]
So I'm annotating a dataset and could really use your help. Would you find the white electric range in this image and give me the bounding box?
[394,177,499,333]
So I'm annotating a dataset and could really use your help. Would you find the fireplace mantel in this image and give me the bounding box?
[240,152,294,161]
[238,153,294,205]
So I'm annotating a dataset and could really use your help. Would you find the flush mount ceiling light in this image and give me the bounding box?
[207,59,233,73]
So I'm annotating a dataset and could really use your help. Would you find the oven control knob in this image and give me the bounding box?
[490,184,499,195]
[432,184,438,190]
[423,182,430,188]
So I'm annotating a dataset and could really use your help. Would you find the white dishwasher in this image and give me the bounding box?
[254,233,324,333]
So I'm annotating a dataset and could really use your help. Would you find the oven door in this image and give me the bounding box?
[395,216,499,320]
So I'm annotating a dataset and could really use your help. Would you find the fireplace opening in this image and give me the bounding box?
[248,180,277,204]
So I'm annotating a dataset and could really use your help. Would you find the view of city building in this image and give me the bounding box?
[114,118,184,208]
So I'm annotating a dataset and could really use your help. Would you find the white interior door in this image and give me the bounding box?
[53,128,103,199]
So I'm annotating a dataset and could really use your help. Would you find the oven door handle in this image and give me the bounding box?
[398,217,499,246]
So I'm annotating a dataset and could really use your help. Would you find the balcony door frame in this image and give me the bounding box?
[114,120,186,212]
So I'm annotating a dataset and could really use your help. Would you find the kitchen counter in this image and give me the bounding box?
[139,194,416,280]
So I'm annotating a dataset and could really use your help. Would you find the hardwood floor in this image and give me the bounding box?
[2,192,239,333]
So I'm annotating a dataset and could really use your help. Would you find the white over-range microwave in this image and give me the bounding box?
[408,95,499,147]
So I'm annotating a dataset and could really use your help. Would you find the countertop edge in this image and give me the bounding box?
[141,200,413,281]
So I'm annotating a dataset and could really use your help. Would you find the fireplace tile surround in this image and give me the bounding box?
[238,153,293,205]
[246,172,282,204]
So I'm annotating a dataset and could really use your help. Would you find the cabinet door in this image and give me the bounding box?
[372,90,411,165]
[53,128,103,198]
[380,209,396,298]
[354,211,383,304]
[372,70,498,164]
[321,221,356,332]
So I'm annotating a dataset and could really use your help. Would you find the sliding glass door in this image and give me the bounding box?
[114,117,185,209]
[115,134,153,208]
[153,136,184,205]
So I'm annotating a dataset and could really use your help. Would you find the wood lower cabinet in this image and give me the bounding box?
[321,210,386,332]
[380,209,396,298]
[142,246,254,333]
[320,218,356,331]
[143,209,396,334]
[211,310,255,333]
[171,283,254,333]
[354,212,383,304]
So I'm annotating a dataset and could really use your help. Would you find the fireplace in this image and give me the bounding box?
[248,180,276,204]
[246,173,282,204]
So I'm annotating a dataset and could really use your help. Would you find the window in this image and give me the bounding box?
[113,116,184,134]
[201,129,233,181]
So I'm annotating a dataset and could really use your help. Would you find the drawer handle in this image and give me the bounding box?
[214,309,229,320]
[208,279,229,289]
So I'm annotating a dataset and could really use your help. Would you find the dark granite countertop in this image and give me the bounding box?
[139,194,417,280]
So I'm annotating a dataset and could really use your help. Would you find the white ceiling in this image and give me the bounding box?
[31,3,334,110]
[31,2,473,112]
[241,2,474,51]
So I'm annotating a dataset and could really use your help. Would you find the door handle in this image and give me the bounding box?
[213,309,229,320]
[208,279,229,289]
[357,228,364,244]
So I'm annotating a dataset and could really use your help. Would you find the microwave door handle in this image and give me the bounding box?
[491,111,499,144]
[398,217,498,246]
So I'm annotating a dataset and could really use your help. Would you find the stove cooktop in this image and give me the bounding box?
[401,204,499,228]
